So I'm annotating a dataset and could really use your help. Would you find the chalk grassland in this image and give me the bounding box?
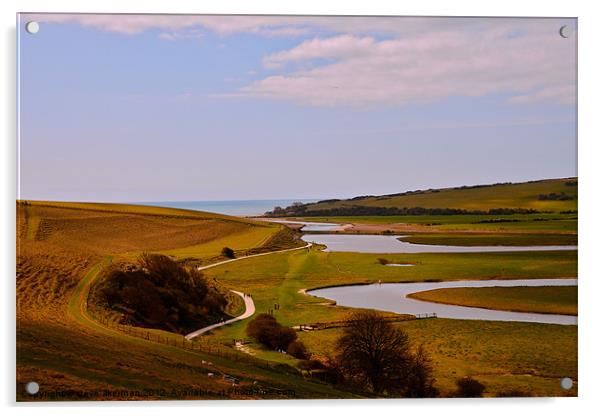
[17,201,355,400]
[200,248,577,396]
[302,178,577,213]
[408,286,577,316]
[16,201,281,319]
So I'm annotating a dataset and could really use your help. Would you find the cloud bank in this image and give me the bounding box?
[23,14,576,107]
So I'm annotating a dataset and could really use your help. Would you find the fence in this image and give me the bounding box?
[92,315,292,373]
[298,314,419,331]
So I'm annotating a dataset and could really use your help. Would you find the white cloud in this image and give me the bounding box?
[22,14,576,107]
[239,22,576,106]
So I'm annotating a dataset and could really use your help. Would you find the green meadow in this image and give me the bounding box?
[199,247,577,396]
[296,213,577,233]
[409,286,577,316]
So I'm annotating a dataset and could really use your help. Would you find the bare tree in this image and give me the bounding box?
[335,311,437,397]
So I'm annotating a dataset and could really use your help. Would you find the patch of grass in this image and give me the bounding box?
[298,318,577,397]
[408,286,577,315]
[401,233,577,246]
[295,213,577,233]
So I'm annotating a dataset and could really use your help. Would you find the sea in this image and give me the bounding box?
[135,199,317,217]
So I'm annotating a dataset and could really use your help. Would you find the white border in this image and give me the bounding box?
[3,1,601,415]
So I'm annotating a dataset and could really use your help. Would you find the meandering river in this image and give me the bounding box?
[268,219,577,324]
[269,220,577,253]
[308,279,578,325]
[300,233,577,254]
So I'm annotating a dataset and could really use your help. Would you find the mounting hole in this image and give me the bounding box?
[25,381,39,395]
[25,21,39,34]
[560,377,573,390]
[559,25,572,39]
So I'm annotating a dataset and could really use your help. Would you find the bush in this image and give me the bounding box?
[377,258,389,265]
[287,341,308,359]
[246,313,298,352]
[455,376,486,397]
[97,254,226,334]
[221,247,235,259]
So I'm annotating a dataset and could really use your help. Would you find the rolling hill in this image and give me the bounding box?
[16,201,347,400]
[267,178,577,216]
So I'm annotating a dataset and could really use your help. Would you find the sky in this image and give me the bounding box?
[18,14,577,202]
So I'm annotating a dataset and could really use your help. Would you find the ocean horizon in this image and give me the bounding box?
[134,199,318,217]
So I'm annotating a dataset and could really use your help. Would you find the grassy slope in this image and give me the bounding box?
[298,319,577,397]
[408,286,577,315]
[304,178,577,213]
[17,201,356,400]
[199,247,577,396]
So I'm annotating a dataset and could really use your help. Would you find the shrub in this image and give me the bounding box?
[455,376,486,397]
[287,341,308,359]
[377,258,389,265]
[246,313,298,352]
[221,247,235,259]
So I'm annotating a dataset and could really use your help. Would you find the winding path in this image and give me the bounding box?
[183,242,312,338]
[185,291,255,340]
[196,242,311,271]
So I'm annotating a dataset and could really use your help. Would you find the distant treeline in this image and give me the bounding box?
[265,204,541,217]
[537,192,577,201]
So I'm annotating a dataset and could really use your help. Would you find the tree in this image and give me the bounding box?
[335,311,437,397]
[404,344,438,397]
[221,247,235,259]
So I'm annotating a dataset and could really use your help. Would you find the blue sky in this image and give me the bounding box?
[18,15,576,202]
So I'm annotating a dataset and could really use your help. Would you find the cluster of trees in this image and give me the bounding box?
[246,314,308,359]
[537,192,577,201]
[265,204,541,217]
[98,254,227,334]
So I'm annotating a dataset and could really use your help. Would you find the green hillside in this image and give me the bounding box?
[268,178,577,216]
